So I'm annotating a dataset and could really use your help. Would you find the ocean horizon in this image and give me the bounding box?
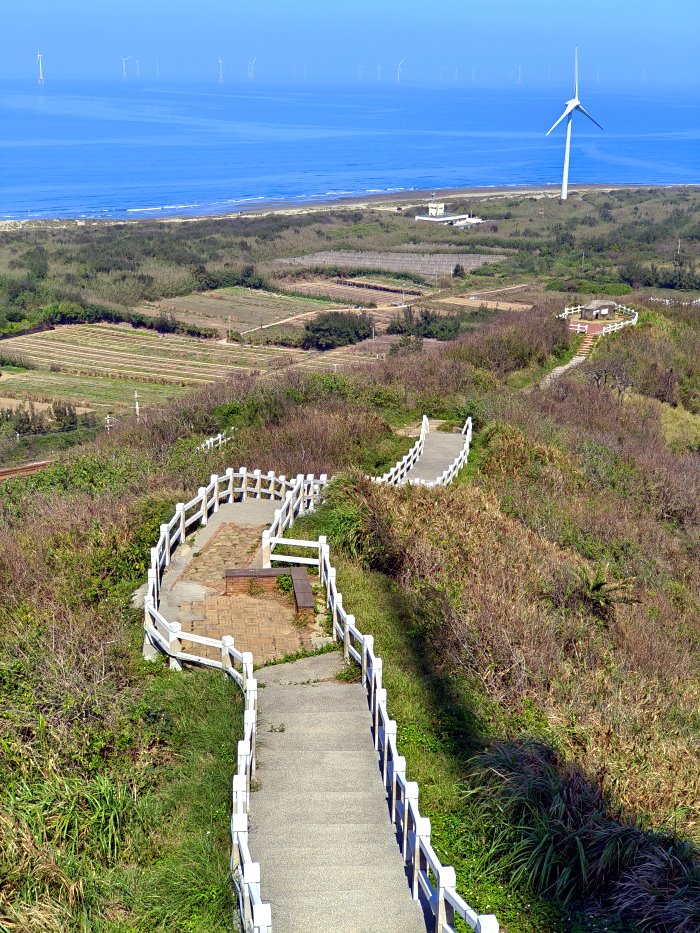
[0,81,698,221]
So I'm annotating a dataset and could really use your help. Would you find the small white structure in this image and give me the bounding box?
[415,201,483,227]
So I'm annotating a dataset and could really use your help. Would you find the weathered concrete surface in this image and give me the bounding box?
[254,653,427,933]
[405,430,465,484]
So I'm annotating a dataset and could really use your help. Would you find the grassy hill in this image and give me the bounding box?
[0,206,699,930]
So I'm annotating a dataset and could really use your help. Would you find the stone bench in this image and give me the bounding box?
[225,567,315,624]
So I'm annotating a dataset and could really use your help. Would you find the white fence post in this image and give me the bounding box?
[176,502,186,542]
[261,530,271,569]
[343,613,354,662]
[403,782,419,861]
[362,634,373,687]
[198,487,208,525]
[160,523,171,566]
[435,865,457,932]
[211,474,220,513]
[253,469,262,498]
[239,467,247,501]
[318,536,327,581]
[226,467,235,503]
[167,621,182,671]
[411,817,431,899]
[221,634,235,674]
[383,719,397,784]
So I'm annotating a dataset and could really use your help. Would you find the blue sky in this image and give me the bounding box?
[3,0,698,88]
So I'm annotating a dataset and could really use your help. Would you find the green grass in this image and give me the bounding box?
[105,667,241,932]
[506,334,584,390]
[287,501,635,932]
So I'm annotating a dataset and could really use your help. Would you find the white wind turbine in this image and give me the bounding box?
[396,57,405,84]
[218,56,224,82]
[546,48,603,200]
[37,50,44,85]
[121,55,132,80]
[248,56,258,80]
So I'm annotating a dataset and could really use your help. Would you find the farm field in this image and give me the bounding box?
[272,277,423,307]
[276,250,508,276]
[0,368,187,412]
[437,295,533,312]
[3,325,308,385]
[138,286,338,335]
[0,324,383,410]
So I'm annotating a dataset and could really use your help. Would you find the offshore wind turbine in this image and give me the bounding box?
[248,56,257,80]
[121,55,132,80]
[37,50,44,85]
[546,49,603,201]
[218,56,224,82]
[396,57,405,84]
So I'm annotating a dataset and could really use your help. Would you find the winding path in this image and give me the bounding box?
[144,423,496,933]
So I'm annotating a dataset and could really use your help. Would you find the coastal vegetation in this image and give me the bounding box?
[0,189,699,930]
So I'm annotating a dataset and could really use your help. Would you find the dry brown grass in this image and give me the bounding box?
[331,472,700,840]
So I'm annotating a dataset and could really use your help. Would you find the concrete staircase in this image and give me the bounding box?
[404,431,466,484]
[254,654,427,932]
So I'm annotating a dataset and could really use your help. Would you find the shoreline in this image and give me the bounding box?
[0,182,694,232]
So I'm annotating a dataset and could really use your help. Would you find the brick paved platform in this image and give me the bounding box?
[159,500,329,664]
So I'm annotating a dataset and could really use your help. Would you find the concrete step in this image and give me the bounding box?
[264,888,426,933]
[251,789,390,827]
[255,824,406,870]
[257,728,377,752]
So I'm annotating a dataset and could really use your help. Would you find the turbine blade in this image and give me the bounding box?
[576,103,604,131]
[546,105,573,136]
[574,47,579,98]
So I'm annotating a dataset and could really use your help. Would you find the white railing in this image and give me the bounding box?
[372,415,429,486]
[268,488,498,932]
[409,417,473,489]
[142,418,496,932]
[558,303,638,337]
[196,428,236,452]
[602,305,638,334]
[142,467,322,933]
[558,305,583,319]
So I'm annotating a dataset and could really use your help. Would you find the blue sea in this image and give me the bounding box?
[0,82,698,220]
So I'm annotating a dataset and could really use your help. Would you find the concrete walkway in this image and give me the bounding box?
[404,430,465,484]
[254,653,427,933]
[154,430,469,930]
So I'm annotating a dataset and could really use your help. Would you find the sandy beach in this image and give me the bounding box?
[0,182,664,232]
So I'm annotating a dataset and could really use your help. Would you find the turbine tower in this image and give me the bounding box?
[37,50,44,86]
[396,57,405,84]
[546,49,603,201]
[121,55,132,80]
[218,56,224,82]
[248,56,257,81]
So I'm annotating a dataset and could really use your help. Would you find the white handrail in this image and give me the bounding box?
[373,415,430,486]
[267,415,497,933]
[141,419,495,932]
[408,417,473,489]
[558,302,638,337]
[142,463,317,933]
[196,428,237,452]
